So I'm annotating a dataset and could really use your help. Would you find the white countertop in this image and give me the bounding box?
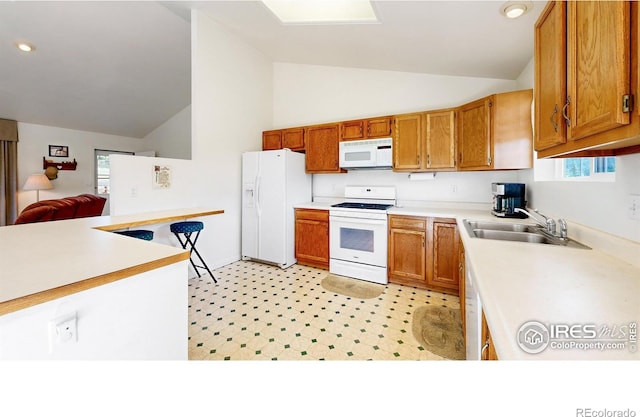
[298,200,640,360]
[0,208,223,315]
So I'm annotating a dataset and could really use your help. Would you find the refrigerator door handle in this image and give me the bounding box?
[255,175,262,216]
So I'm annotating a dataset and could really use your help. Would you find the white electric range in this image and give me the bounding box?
[329,186,396,284]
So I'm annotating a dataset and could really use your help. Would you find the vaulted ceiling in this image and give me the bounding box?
[0,1,544,138]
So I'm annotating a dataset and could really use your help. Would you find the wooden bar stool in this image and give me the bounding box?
[170,221,216,283]
[114,229,154,241]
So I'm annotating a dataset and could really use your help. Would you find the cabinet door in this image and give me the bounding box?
[262,130,282,150]
[481,311,498,360]
[340,120,365,141]
[366,117,393,138]
[388,228,426,282]
[305,124,342,173]
[425,110,456,169]
[393,113,423,171]
[428,218,460,292]
[567,1,631,141]
[282,128,305,150]
[459,241,466,344]
[295,210,329,269]
[534,0,567,151]
[458,98,492,170]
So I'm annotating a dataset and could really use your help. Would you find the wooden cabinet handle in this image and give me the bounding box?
[562,97,571,126]
[481,339,490,360]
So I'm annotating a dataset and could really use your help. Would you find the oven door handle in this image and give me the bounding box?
[329,216,386,226]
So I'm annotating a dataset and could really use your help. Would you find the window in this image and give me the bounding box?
[95,149,134,195]
[560,157,615,181]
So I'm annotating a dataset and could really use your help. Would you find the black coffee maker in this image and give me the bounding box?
[491,183,527,218]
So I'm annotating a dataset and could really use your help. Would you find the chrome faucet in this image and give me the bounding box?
[514,207,561,237]
[558,218,568,239]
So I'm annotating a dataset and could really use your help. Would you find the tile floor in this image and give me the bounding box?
[188,260,461,360]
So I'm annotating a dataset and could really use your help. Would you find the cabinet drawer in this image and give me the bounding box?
[295,209,329,222]
[389,215,427,230]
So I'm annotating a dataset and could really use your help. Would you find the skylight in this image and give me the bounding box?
[262,0,378,24]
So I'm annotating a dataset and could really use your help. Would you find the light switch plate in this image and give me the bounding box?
[629,194,640,220]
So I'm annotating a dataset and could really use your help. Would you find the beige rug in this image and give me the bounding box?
[412,305,465,360]
[320,274,385,299]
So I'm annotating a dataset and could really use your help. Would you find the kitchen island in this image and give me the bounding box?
[0,207,223,359]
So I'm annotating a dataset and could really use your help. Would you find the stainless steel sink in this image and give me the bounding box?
[472,229,548,243]
[464,220,540,233]
[462,219,590,249]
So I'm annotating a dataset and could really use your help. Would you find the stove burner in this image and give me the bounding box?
[331,202,394,210]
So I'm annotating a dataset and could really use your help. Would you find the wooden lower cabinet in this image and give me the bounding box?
[387,215,460,295]
[459,240,466,344]
[294,209,329,269]
[388,216,427,285]
[428,218,460,291]
[481,310,499,360]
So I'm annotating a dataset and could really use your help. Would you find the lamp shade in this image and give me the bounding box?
[23,173,54,191]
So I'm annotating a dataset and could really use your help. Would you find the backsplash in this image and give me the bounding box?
[313,169,525,205]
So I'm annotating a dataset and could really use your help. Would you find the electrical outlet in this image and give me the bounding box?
[451,185,458,194]
[49,313,77,352]
[630,194,640,220]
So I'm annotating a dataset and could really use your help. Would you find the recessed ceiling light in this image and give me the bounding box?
[500,1,532,19]
[262,0,378,24]
[16,41,36,52]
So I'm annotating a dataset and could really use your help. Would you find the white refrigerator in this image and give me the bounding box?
[242,149,312,268]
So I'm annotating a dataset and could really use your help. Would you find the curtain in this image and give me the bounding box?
[0,118,19,226]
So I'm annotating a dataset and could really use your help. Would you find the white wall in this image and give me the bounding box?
[188,10,273,268]
[105,10,273,270]
[273,62,523,204]
[143,105,192,160]
[273,63,519,127]
[515,58,640,242]
[0,262,187,360]
[16,122,149,212]
[109,154,198,216]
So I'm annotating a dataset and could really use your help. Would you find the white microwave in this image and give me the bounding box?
[339,137,393,169]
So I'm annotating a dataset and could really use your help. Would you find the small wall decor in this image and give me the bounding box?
[48,145,69,158]
[153,165,171,189]
[43,156,77,171]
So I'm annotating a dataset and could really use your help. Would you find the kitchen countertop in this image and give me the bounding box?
[298,200,639,360]
[393,205,639,360]
[0,207,223,316]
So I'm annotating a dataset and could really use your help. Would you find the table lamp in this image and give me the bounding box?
[23,173,53,202]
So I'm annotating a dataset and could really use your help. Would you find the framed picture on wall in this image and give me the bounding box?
[153,165,171,189]
[48,145,69,158]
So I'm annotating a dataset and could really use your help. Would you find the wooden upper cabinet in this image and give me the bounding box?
[305,123,343,173]
[340,120,365,140]
[534,0,567,151]
[393,113,423,171]
[535,0,640,158]
[282,128,305,150]
[366,117,393,138]
[340,116,392,141]
[262,130,282,151]
[567,1,631,142]
[459,90,533,171]
[458,97,492,170]
[425,109,456,170]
